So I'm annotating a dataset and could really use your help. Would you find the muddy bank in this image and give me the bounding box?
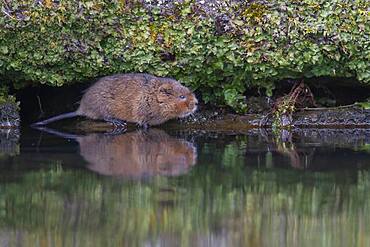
[170,105,370,130]
[50,104,369,133]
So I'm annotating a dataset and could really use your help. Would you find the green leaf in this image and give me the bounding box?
[0,46,8,54]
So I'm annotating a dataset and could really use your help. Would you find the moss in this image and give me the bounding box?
[241,3,267,24]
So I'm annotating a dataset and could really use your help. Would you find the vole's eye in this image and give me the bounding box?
[179,95,186,100]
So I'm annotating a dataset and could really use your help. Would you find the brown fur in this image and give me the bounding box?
[34,73,198,127]
[79,129,197,178]
[77,73,198,126]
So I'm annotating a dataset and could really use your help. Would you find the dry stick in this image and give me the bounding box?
[301,103,359,111]
[2,0,16,20]
[259,81,310,127]
[36,95,45,118]
[1,9,16,20]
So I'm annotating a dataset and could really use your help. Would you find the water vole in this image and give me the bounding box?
[33,73,198,128]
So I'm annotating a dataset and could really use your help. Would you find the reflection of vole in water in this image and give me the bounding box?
[36,127,197,178]
[81,130,197,178]
[33,73,198,128]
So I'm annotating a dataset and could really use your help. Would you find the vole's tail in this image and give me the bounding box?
[32,126,80,140]
[31,112,78,126]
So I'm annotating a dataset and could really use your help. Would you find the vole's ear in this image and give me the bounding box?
[158,83,173,95]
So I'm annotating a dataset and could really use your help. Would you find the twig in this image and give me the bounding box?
[1,8,16,20]
[301,103,359,111]
[37,95,45,118]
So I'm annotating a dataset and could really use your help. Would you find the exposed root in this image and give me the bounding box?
[260,81,316,128]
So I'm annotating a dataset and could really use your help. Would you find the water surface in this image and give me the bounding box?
[0,127,369,247]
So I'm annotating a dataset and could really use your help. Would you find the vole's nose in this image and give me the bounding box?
[192,103,198,113]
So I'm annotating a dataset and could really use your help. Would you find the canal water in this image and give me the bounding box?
[0,127,369,247]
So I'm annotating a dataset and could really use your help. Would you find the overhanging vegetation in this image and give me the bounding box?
[0,0,369,111]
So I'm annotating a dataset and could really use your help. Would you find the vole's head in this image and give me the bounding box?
[156,79,198,120]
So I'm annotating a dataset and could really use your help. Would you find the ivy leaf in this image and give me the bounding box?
[0,46,8,54]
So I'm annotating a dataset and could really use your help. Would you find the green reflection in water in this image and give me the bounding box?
[0,163,369,247]
[0,128,370,246]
